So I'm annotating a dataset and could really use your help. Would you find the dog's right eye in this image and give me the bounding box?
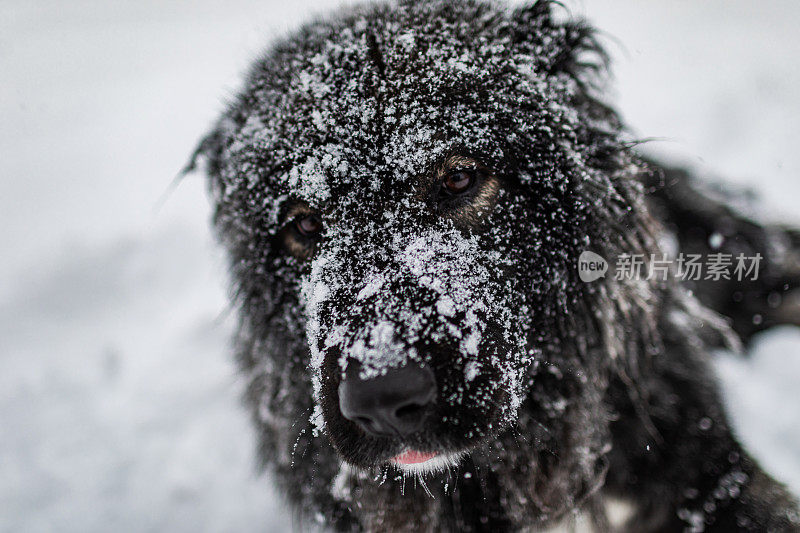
[277,209,324,260]
[295,214,323,237]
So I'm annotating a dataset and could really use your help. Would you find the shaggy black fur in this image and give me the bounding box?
[189,1,800,530]
[643,162,800,346]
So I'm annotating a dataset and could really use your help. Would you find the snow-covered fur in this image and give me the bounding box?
[190,1,800,530]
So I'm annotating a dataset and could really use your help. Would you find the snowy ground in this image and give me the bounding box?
[1,1,799,531]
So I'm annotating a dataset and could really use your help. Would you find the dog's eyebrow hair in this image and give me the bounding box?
[282,202,317,222]
[439,155,482,175]
[262,160,291,179]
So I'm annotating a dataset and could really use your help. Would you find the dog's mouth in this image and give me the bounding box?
[388,448,466,474]
[391,449,437,464]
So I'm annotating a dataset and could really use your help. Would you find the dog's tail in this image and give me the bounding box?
[641,159,800,346]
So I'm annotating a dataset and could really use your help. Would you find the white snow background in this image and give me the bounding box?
[1,1,798,531]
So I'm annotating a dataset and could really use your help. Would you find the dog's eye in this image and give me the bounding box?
[295,214,323,237]
[442,170,475,195]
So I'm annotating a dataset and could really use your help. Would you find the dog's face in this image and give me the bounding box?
[200,1,641,478]
[303,151,544,472]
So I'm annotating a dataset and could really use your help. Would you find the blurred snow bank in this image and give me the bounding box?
[0,225,291,532]
[716,328,800,495]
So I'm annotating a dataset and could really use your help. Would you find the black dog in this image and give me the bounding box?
[190,1,800,530]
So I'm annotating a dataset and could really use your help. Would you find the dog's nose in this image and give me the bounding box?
[338,362,436,438]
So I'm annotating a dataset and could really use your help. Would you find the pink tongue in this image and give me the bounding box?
[392,450,437,464]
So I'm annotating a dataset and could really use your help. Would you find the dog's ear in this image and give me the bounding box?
[510,0,553,29]
[509,1,608,83]
[183,117,235,178]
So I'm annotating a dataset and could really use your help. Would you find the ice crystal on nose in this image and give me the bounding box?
[356,273,386,301]
[436,295,456,318]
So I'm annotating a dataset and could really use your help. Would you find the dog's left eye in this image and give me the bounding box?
[441,170,475,195]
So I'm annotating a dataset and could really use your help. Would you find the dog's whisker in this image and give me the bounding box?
[417,473,434,499]
[289,406,315,467]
